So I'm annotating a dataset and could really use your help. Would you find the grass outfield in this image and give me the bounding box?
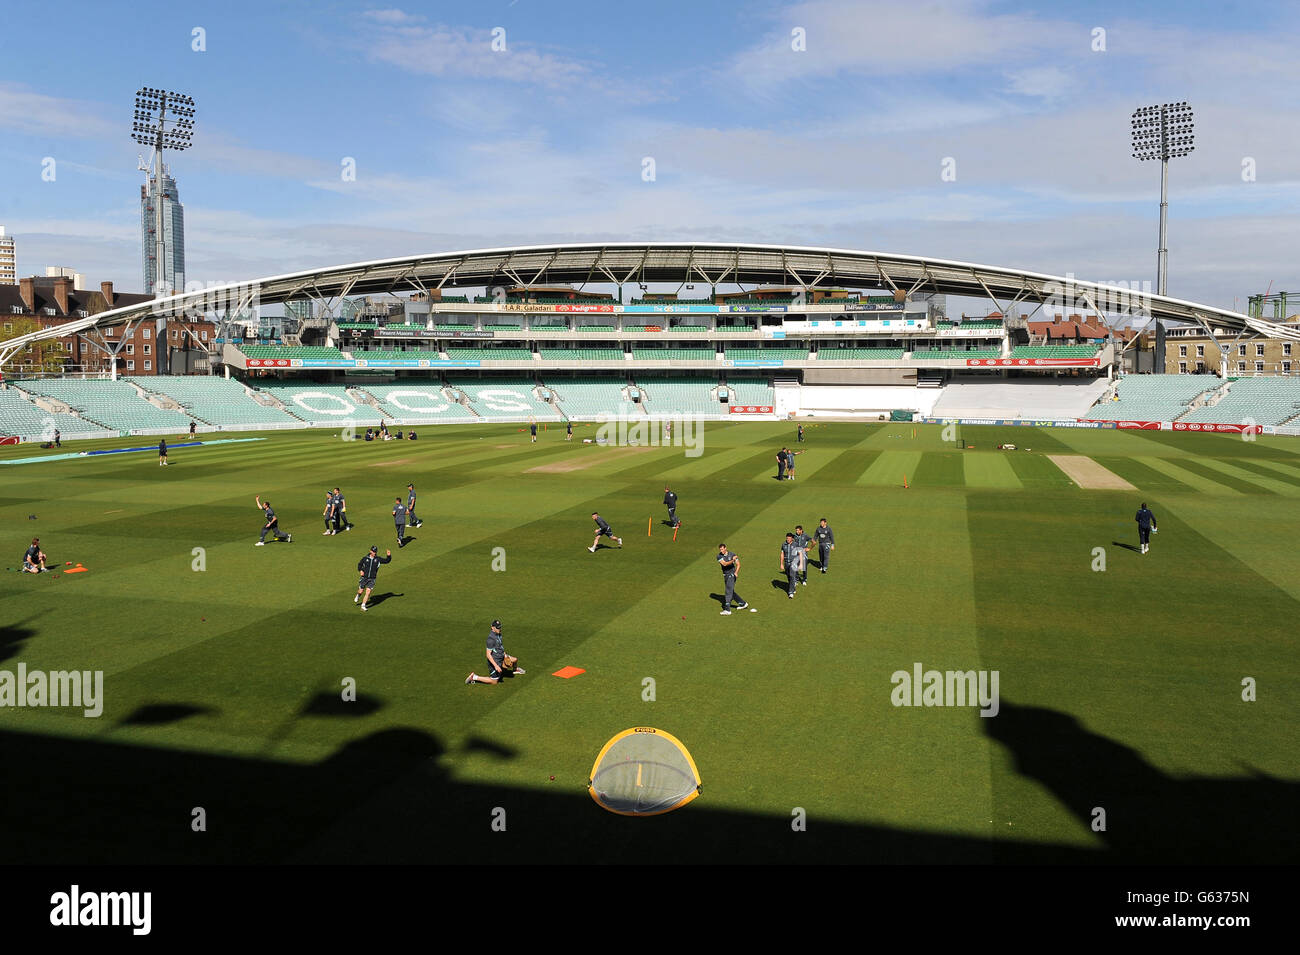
[1,421,1296,864]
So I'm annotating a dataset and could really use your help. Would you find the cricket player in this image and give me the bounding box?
[663,486,679,527]
[466,619,525,685]
[797,424,805,443]
[406,483,423,528]
[776,448,787,481]
[780,532,801,598]
[322,490,337,535]
[355,545,392,611]
[529,420,538,443]
[254,496,291,545]
[792,525,812,586]
[814,518,835,574]
[566,420,573,442]
[1136,502,1158,555]
[22,538,47,573]
[54,429,61,448]
[589,512,623,551]
[716,543,748,614]
[159,438,168,467]
[393,497,409,547]
[786,448,803,480]
[333,487,352,532]
[189,420,196,437]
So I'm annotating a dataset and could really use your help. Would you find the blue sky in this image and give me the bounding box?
[1,0,1298,311]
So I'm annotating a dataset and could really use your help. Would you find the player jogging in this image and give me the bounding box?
[792,525,812,586]
[566,420,573,442]
[466,619,525,685]
[22,538,47,573]
[717,543,749,614]
[254,496,291,545]
[393,497,409,547]
[780,532,801,598]
[589,512,622,552]
[1136,502,1158,555]
[663,486,679,527]
[333,487,352,532]
[322,490,337,535]
[355,545,391,611]
[814,518,835,574]
[406,483,423,528]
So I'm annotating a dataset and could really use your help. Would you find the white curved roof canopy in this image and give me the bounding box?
[2,242,1290,362]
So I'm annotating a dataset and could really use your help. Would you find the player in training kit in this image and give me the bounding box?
[663,486,679,527]
[798,424,805,443]
[589,512,622,552]
[22,538,47,573]
[786,448,803,480]
[393,497,408,547]
[466,619,525,684]
[406,483,423,528]
[780,532,801,598]
[355,545,392,611]
[814,518,835,573]
[159,438,168,466]
[792,525,812,586]
[717,544,748,614]
[776,448,787,481]
[566,420,573,441]
[255,496,290,544]
[1135,503,1158,555]
[322,490,337,535]
[529,420,538,443]
[332,488,352,532]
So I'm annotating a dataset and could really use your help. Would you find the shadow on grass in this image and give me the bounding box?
[366,592,403,608]
[299,692,383,718]
[0,699,1291,863]
[120,703,219,727]
[1110,541,1141,553]
[0,618,39,665]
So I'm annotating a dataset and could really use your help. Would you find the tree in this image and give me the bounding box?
[0,316,68,378]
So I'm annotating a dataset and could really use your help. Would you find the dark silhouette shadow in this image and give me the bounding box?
[397,536,415,548]
[809,558,823,569]
[770,578,794,593]
[0,619,38,664]
[119,703,218,726]
[708,592,726,606]
[983,700,1298,864]
[299,692,383,717]
[1110,541,1141,553]
[461,736,518,759]
[366,591,403,608]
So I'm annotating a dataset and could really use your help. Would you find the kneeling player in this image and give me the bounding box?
[466,619,525,684]
[22,538,47,573]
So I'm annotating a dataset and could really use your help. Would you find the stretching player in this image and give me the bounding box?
[255,496,291,545]
[22,538,47,573]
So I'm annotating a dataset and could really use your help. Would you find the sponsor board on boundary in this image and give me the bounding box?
[1083,419,1165,430]
[966,357,1101,367]
[0,436,20,445]
[729,405,774,414]
[555,304,616,313]
[1173,421,1264,434]
[919,417,1117,429]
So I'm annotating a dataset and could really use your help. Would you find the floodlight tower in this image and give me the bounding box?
[132,88,196,374]
[1131,102,1194,297]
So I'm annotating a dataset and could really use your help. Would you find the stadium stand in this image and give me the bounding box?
[932,379,1112,419]
[1009,345,1099,359]
[639,378,723,416]
[1178,378,1300,426]
[726,347,808,361]
[451,378,560,420]
[482,324,523,332]
[445,347,535,361]
[359,383,479,422]
[630,347,715,361]
[14,378,192,431]
[574,325,617,333]
[817,347,906,360]
[240,345,345,361]
[138,376,300,427]
[435,324,475,332]
[914,347,1004,360]
[538,348,624,361]
[256,383,366,421]
[724,378,775,405]
[1084,376,1219,422]
[354,349,435,362]
[549,377,640,417]
[668,325,710,333]
[0,388,109,439]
